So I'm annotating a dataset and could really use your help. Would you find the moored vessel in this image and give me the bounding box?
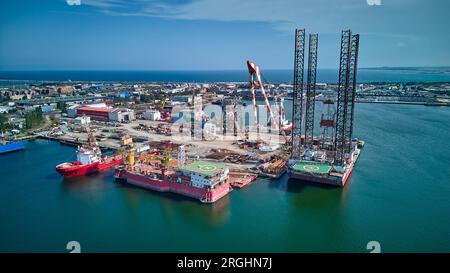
[115,145,232,203]
[56,127,122,178]
[0,139,25,154]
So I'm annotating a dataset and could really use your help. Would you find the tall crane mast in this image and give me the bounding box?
[304,34,319,148]
[291,29,306,160]
[334,30,360,164]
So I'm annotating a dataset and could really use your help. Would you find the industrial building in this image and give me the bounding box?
[67,103,108,118]
[108,108,135,123]
[76,107,112,122]
[66,102,135,123]
[73,116,91,125]
[143,109,161,121]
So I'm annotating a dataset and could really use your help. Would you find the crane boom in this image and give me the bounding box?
[246,60,289,144]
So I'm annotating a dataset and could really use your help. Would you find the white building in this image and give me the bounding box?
[73,116,91,125]
[143,109,161,121]
[108,108,135,123]
[203,123,217,141]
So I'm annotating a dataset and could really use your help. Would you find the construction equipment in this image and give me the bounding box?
[118,142,135,166]
[156,95,166,113]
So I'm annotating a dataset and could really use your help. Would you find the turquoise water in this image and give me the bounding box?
[0,103,449,252]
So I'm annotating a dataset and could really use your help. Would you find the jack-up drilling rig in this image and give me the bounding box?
[288,29,363,187]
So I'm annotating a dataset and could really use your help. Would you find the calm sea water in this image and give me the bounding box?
[0,102,449,252]
[1,68,450,83]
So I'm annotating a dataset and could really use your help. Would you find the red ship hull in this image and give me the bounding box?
[56,157,122,178]
[114,169,231,203]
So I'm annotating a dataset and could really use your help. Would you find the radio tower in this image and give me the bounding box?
[290,29,306,160]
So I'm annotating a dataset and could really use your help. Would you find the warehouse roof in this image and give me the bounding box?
[77,107,113,113]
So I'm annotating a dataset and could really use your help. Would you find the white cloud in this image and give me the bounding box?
[70,0,438,40]
[66,0,81,6]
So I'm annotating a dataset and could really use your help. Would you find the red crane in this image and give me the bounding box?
[246,60,289,144]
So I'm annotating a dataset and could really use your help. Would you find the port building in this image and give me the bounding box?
[76,107,112,122]
[108,108,135,123]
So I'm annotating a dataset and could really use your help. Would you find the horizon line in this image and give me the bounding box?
[1,65,450,72]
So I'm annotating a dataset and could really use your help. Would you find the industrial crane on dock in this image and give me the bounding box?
[246,60,290,145]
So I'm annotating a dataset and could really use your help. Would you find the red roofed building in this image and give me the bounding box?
[76,107,113,121]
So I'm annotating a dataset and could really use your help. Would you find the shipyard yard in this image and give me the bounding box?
[43,120,280,165]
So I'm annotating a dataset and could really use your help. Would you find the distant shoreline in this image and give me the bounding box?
[1,67,450,84]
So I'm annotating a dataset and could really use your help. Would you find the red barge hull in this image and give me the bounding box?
[114,169,231,203]
[229,172,258,189]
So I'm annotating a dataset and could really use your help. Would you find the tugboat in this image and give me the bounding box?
[56,126,122,178]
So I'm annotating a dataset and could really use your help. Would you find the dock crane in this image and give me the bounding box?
[246,60,290,145]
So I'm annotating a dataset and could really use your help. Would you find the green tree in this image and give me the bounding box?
[57,101,67,113]
[50,114,59,126]
[24,107,44,129]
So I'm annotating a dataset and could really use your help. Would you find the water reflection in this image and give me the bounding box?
[60,171,112,200]
[116,180,231,227]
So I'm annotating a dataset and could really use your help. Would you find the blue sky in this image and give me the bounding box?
[0,0,449,70]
